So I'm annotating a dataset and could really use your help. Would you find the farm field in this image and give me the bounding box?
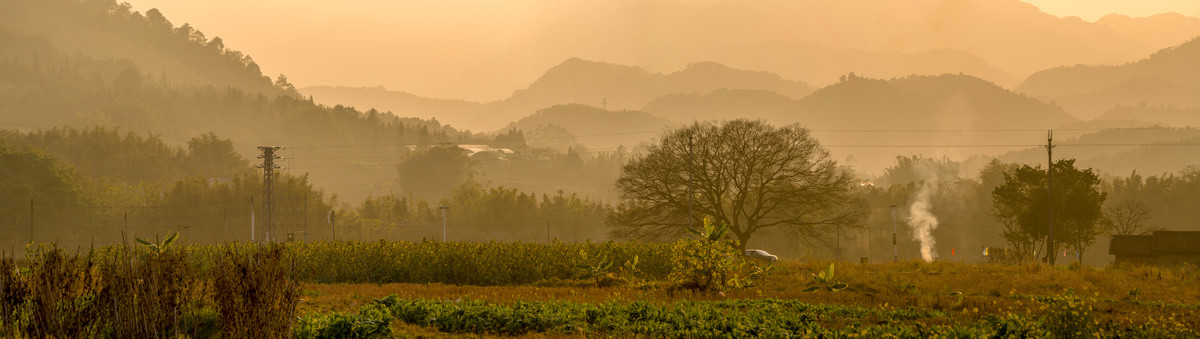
[294,260,1200,337]
[3,241,1199,337]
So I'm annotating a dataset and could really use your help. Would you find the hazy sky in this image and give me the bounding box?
[125,0,1200,101]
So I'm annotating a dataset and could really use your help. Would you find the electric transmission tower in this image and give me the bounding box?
[258,146,282,242]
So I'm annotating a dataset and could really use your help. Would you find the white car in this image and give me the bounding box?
[744,249,778,263]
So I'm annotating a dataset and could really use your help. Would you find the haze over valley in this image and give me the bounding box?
[3,0,1200,265]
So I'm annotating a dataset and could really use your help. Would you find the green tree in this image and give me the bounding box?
[611,120,864,250]
[397,144,474,201]
[184,132,249,179]
[0,143,95,237]
[991,159,1106,263]
[878,155,960,187]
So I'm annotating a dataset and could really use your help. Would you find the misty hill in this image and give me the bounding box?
[643,89,798,122]
[0,127,249,185]
[995,127,1200,176]
[643,73,1086,174]
[0,5,478,202]
[1098,104,1200,127]
[1,0,288,95]
[509,104,673,151]
[286,0,1173,101]
[720,0,1159,78]
[793,74,1077,129]
[1018,36,1200,119]
[310,58,817,131]
[465,58,814,130]
[786,74,1079,173]
[1096,13,1200,51]
[300,86,484,128]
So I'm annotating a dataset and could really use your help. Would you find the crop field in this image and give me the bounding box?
[2,240,1199,338]
[292,260,1200,338]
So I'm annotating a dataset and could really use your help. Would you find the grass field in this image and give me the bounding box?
[295,260,1200,337]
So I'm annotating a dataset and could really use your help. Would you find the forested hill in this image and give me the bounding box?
[1017,36,1200,119]
[0,1,484,202]
[0,0,285,95]
[1020,36,1200,98]
[0,127,249,185]
[996,127,1200,177]
[509,104,674,151]
[467,58,814,130]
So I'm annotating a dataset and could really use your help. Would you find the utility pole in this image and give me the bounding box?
[439,206,449,242]
[250,196,256,242]
[257,146,282,242]
[329,210,336,241]
[836,224,842,261]
[889,204,898,262]
[546,221,550,243]
[29,199,34,244]
[1046,130,1056,265]
[303,193,309,242]
[687,131,695,230]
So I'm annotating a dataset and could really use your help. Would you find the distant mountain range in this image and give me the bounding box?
[231,0,1200,101]
[1018,36,1200,119]
[1096,13,1200,50]
[997,127,1200,176]
[303,58,813,130]
[8,0,1200,180]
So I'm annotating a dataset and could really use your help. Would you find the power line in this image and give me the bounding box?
[287,146,629,160]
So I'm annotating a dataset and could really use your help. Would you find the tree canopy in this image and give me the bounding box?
[611,119,864,249]
[991,159,1106,263]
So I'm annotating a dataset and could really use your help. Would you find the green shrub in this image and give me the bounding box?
[294,303,393,339]
[668,219,747,292]
[1042,293,1094,338]
[211,243,300,338]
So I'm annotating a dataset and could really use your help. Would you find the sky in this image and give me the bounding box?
[123,0,1200,101]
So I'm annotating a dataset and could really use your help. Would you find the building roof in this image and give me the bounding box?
[1110,235,1154,256]
[1153,231,1200,254]
[1110,231,1200,256]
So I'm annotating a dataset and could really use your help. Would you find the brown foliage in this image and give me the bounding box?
[212,243,300,338]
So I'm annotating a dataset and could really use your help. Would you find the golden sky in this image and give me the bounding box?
[125,0,1200,101]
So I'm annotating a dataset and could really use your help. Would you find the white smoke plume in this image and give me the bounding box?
[906,167,940,262]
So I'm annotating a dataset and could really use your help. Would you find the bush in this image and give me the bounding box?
[1042,293,1094,338]
[212,243,300,338]
[97,242,201,337]
[23,247,104,337]
[668,219,747,292]
[0,258,28,336]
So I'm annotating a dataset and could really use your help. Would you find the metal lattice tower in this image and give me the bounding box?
[257,146,282,242]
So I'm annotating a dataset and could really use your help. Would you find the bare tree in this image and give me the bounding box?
[610,120,865,249]
[1105,201,1154,236]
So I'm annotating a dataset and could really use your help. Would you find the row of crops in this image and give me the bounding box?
[183,240,674,285]
[10,240,674,285]
[297,295,1200,338]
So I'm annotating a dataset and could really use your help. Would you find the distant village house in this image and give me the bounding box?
[1109,231,1200,266]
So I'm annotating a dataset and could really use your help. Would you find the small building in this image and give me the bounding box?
[1109,231,1200,266]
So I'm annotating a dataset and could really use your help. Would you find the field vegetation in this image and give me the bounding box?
[2,239,1198,337]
